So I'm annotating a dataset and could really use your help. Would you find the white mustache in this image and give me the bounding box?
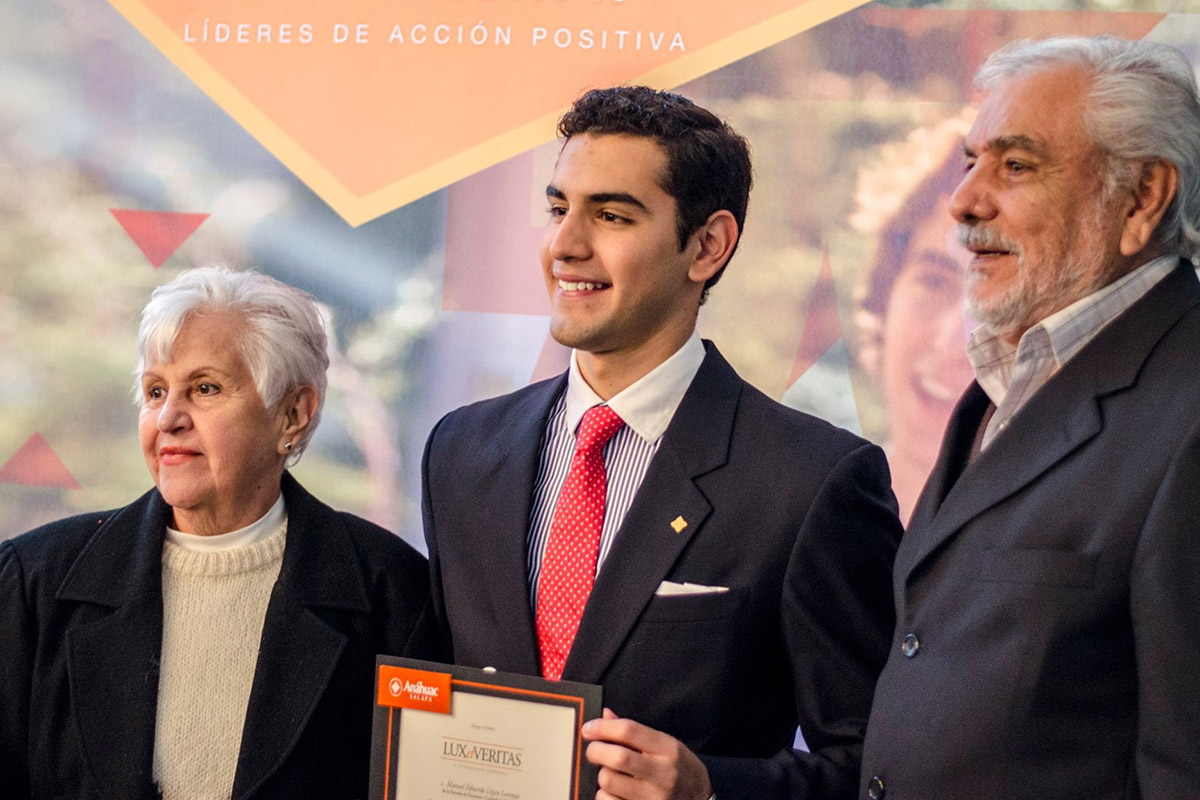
[957,224,1022,257]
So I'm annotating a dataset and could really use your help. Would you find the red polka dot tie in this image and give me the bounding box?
[536,405,625,680]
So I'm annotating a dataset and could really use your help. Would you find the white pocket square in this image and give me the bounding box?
[654,580,730,596]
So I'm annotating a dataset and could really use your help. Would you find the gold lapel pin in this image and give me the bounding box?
[670,515,687,533]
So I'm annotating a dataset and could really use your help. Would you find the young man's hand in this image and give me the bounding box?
[582,709,713,800]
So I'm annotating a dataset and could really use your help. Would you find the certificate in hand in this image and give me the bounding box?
[369,656,602,800]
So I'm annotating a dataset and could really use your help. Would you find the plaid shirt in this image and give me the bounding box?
[968,255,1178,451]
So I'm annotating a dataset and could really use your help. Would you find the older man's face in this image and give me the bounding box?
[951,65,1127,345]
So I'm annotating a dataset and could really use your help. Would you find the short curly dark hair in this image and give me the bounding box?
[557,86,753,299]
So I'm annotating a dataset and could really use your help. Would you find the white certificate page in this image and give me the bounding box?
[393,689,579,800]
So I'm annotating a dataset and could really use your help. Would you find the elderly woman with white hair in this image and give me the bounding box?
[0,266,437,800]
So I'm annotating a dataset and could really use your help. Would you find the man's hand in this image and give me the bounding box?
[581,709,713,800]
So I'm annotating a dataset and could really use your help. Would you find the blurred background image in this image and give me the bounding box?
[3,0,1196,543]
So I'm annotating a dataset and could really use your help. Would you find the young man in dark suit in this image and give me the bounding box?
[423,86,902,800]
[862,36,1200,800]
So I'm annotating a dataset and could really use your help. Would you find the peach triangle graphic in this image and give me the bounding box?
[788,246,844,386]
[111,209,209,268]
[0,433,83,490]
[109,0,880,225]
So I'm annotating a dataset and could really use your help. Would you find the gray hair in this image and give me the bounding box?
[135,265,329,459]
[976,35,1200,260]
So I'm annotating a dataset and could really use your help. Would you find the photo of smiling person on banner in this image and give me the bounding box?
[849,114,977,523]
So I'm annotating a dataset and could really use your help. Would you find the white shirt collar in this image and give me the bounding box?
[565,329,706,445]
[166,493,286,552]
[1028,254,1176,362]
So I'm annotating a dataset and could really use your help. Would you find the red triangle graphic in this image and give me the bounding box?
[788,246,844,386]
[110,209,209,268]
[530,333,571,384]
[0,433,83,489]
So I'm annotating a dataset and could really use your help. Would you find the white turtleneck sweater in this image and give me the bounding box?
[152,497,287,799]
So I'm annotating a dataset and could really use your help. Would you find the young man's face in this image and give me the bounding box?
[542,133,706,371]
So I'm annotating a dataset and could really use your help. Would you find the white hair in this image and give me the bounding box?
[135,265,329,460]
[976,35,1200,260]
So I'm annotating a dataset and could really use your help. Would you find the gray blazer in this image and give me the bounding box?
[862,261,1200,799]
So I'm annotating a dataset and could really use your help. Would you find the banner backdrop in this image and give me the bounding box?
[1,1,1196,544]
[109,0,879,224]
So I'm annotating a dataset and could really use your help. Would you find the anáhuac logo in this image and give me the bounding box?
[442,738,523,769]
[390,677,441,701]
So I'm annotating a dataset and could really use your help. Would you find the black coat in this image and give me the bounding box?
[424,343,903,799]
[0,472,438,800]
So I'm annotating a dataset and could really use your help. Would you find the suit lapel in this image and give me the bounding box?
[906,377,1103,571]
[906,262,1200,577]
[910,382,990,526]
[563,344,737,684]
[468,377,565,674]
[231,475,368,799]
[58,491,168,800]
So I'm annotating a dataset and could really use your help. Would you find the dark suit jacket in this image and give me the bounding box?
[0,472,436,800]
[423,342,902,799]
[861,262,1200,799]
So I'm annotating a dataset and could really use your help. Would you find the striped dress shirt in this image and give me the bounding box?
[968,254,1177,450]
[526,331,706,607]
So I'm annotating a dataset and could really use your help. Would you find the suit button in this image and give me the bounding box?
[867,775,885,799]
[901,633,920,658]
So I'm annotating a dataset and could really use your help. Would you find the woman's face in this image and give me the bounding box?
[881,200,976,474]
[138,311,288,535]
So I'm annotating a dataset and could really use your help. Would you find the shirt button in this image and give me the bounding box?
[901,633,920,658]
[867,775,885,799]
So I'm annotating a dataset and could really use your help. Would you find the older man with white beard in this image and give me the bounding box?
[859,36,1200,800]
